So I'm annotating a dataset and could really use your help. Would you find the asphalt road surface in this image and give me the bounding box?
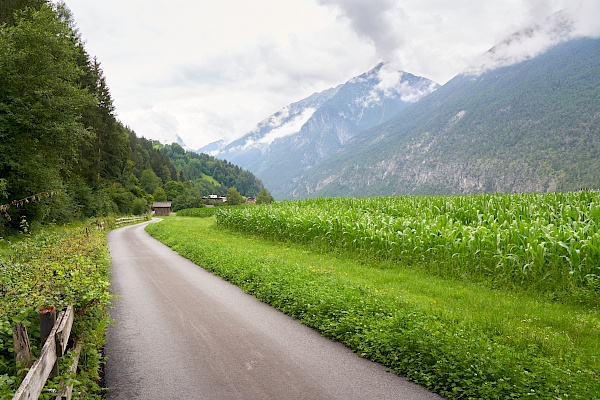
[105,220,443,400]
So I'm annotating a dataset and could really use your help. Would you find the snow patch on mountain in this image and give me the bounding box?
[154,133,191,151]
[230,107,317,151]
[356,64,438,109]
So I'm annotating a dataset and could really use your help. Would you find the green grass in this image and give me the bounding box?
[200,173,220,186]
[0,220,113,399]
[176,207,217,218]
[215,192,600,304]
[147,216,599,400]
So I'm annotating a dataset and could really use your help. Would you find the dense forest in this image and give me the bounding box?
[0,1,268,234]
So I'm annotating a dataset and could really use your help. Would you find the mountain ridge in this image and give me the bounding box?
[199,63,439,198]
[284,37,600,198]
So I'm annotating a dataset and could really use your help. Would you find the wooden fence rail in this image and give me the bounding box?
[115,215,148,225]
[12,306,81,400]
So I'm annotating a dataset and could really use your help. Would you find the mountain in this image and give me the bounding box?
[197,139,226,156]
[284,36,600,198]
[199,85,342,169]
[153,133,193,151]
[199,63,439,198]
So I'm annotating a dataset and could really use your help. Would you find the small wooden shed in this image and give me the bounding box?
[153,201,172,216]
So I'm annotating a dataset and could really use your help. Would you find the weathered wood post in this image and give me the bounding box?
[12,323,32,377]
[13,306,77,400]
[39,306,59,377]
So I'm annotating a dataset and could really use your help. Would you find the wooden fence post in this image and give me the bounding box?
[39,306,59,377]
[13,306,77,400]
[12,323,32,375]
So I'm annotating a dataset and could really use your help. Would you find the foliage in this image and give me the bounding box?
[0,190,61,221]
[225,187,244,205]
[0,221,112,398]
[153,187,167,202]
[215,191,600,303]
[171,188,204,212]
[176,207,217,218]
[147,216,600,400]
[163,181,185,200]
[0,3,94,226]
[160,143,266,198]
[256,188,274,204]
[0,1,47,25]
[140,169,161,195]
[130,198,148,216]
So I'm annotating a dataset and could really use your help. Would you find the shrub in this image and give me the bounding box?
[130,198,148,215]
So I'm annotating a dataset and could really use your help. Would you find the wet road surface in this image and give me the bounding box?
[104,220,443,400]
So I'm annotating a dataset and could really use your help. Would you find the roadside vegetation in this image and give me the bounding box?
[176,207,218,218]
[147,192,599,399]
[0,220,113,399]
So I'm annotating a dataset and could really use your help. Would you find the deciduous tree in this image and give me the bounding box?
[226,187,244,205]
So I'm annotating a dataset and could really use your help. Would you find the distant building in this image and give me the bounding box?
[153,202,172,216]
[206,194,227,203]
[246,197,256,204]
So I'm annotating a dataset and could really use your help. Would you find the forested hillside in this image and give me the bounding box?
[159,143,266,209]
[0,1,266,234]
[285,37,600,198]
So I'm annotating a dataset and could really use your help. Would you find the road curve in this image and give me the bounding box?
[105,220,443,400]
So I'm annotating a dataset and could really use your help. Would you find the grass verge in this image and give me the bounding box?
[0,220,113,399]
[147,216,599,400]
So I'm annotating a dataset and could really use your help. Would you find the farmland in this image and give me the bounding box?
[147,191,599,399]
[215,191,600,302]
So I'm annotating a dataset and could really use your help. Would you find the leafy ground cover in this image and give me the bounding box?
[0,220,113,399]
[176,207,218,218]
[147,215,599,400]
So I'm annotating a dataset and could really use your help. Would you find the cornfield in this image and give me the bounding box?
[216,191,600,295]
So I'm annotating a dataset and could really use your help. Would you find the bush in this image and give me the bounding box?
[172,194,203,211]
[130,198,148,215]
[0,222,112,398]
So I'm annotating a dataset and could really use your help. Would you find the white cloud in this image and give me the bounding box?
[61,0,599,150]
[464,1,600,76]
[259,107,317,145]
[356,64,438,109]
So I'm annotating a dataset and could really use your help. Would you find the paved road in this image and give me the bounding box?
[105,220,443,400]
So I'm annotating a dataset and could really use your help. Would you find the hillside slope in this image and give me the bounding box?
[285,37,600,198]
[201,64,439,198]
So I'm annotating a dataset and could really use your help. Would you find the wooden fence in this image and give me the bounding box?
[115,215,148,226]
[12,306,81,400]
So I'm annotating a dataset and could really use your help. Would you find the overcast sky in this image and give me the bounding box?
[62,0,597,149]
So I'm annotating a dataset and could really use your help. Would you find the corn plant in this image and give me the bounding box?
[216,191,600,299]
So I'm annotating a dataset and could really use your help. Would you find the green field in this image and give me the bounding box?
[146,192,600,399]
[215,192,600,301]
[176,207,218,218]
